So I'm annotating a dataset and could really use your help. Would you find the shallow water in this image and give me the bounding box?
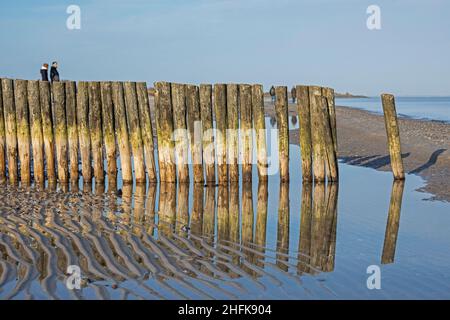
[336,96,450,123]
[1,122,450,300]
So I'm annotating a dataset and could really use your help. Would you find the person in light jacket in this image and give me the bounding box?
[40,63,49,81]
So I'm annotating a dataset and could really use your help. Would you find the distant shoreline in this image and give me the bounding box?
[335,92,369,99]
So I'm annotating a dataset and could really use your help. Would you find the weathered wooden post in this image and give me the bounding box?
[214,84,228,184]
[318,96,338,182]
[239,84,253,182]
[252,84,268,181]
[323,87,338,154]
[309,86,326,182]
[65,81,79,181]
[88,82,104,184]
[52,81,69,183]
[100,81,117,182]
[186,84,204,184]
[14,79,31,184]
[0,81,5,182]
[111,82,132,184]
[381,94,405,180]
[124,81,146,183]
[275,86,289,182]
[154,81,176,183]
[27,80,45,183]
[296,85,312,182]
[39,81,56,182]
[199,84,215,185]
[2,79,18,184]
[2,79,18,183]
[76,81,92,183]
[226,84,239,183]
[171,83,189,183]
[136,82,157,183]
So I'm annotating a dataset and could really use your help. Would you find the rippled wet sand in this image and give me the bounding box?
[1,142,450,299]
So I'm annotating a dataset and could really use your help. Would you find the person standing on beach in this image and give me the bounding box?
[270,86,276,103]
[50,61,60,82]
[40,63,49,81]
[291,86,296,103]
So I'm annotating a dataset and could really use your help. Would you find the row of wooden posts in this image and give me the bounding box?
[0,77,404,186]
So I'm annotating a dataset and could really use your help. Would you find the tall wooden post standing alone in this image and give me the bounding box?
[52,81,69,183]
[275,86,289,183]
[0,81,5,182]
[39,81,56,182]
[112,82,133,184]
[154,81,176,183]
[124,81,146,183]
[27,80,45,184]
[239,84,253,182]
[214,84,228,185]
[76,82,92,183]
[14,80,31,184]
[226,84,239,183]
[296,85,312,182]
[381,94,405,180]
[186,84,204,184]
[65,81,79,181]
[171,83,189,183]
[200,84,215,185]
[136,82,157,183]
[100,81,117,182]
[309,86,326,182]
[252,84,268,181]
[88,82,104,184]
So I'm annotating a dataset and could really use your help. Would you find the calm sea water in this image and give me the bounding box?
[335,97,450,123]
[0,118,449,300]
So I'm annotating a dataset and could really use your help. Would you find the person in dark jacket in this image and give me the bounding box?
[291,86,297,103]
[40,63,49,81]
[269,86,276,103]
[50,61,60,82]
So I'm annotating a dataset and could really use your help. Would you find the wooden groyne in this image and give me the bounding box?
[0,78,353,186]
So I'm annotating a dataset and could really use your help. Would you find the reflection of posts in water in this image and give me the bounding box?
[309,183,338,273]
[324,183,338,272]
[382,180,405,264]
[121,183,133,226]
[190,184,204,236]
[158,183,177,236]
[298,182,313,274]
[276,182,290,272]
[254,181,268,268]
[217,185,229,241]
[203,186,216,242]
[133,183,146,226]
[176,183,190,235]
[241,181,256,274]
[241,182,254,247]
[229,183,241,265]
[144,183,157,237]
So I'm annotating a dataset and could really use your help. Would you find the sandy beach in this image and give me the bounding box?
[265,102,450,202]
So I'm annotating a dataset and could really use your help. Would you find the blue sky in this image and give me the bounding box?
[0,0,449,96]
